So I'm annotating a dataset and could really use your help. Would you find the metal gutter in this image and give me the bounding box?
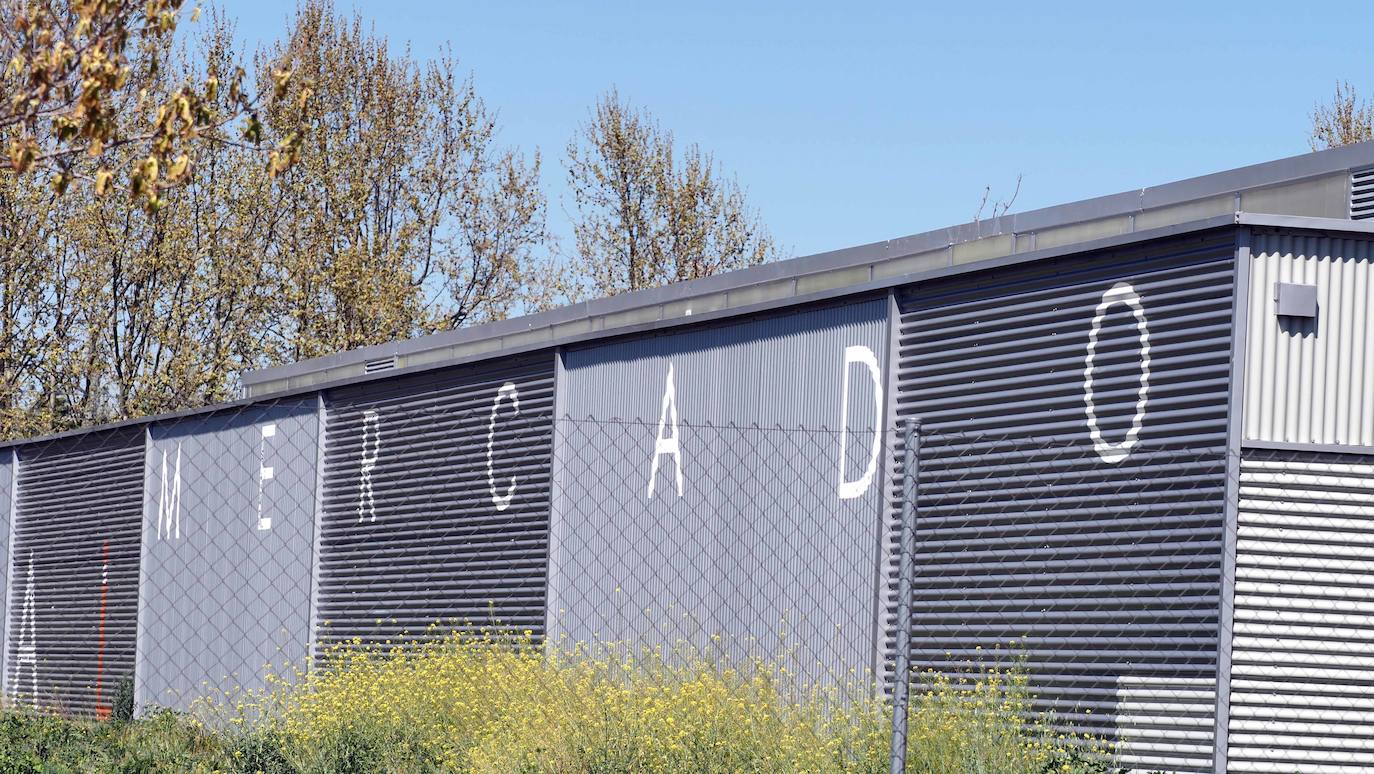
[1235,211,1374,234]
[1240,438,1374,456]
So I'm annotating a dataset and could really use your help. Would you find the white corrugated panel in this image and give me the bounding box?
[1228,449,1374,773]
[1244,233,1374,446]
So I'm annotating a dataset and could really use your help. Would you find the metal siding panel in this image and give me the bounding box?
[136,400,320,712]
[548,299,889,688]
[892,232,1236,773]
[0,450,12,698]
[1245,233,1374,447]
[4,428,145,717]
[315,355,555,649]
[1228,448,1374,773]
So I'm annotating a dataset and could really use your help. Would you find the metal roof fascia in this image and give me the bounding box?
[16,210,1374,451]
[243,142,1374,390]
[238,215,1243,395]
[0,214,1246,450]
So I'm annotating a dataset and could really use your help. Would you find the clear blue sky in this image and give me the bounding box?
[226,1,1369,258]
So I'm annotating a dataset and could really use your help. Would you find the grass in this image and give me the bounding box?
[0,633,1117,774]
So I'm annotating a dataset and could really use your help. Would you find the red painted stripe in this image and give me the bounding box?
[94,540,110,720]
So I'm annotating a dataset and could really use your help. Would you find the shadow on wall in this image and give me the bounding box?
[1277,307,1319,338]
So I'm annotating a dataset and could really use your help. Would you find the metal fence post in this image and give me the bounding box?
[889,417,920,774]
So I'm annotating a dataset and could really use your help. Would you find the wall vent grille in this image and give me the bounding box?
[363,357,396,374]
[1351,167,1374,219]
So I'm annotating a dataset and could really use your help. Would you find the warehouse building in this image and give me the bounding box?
[4,142,1374,771]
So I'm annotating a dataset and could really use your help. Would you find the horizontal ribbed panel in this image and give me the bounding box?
[5,429,145,717]
[1351,168,1374,220]
[892,232,1236,773]
[1244,233,1374,446]
[0,449,12,697]
[315,356,554,650]
[1228,448,1374,773]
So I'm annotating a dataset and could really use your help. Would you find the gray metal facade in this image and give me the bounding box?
[0,450,12,698]
[892,230,1238,772]
[3,142,1374,772]
[314,355,555,650]
[136,399,321,712]
[1228,447,1374,773]
[548,299,890,686]
[1243,231,1374,447]
[4,428,145,717]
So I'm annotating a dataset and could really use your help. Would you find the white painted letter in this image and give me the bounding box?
[488,382,520,511]
[1084,281,1151,464]
[12,551,37,706]
[647,363,684,498]
[157,443,182,540]
[838,345,884,499]
[257,423,277,531]
[358,409,380,523]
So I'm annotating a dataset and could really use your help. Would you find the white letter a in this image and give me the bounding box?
[647,363,684,498]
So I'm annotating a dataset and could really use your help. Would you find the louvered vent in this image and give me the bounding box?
[888,233,1236,773]
[314,356,555,653]
[364,356,396,374]
[1351,167,1374,219]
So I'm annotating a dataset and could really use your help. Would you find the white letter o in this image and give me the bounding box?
[1083,281,1150,464]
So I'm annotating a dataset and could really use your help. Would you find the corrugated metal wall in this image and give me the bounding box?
[1244,232,1374,446]
[893,231,1237,772]
[1228,447,1374,773]
[315,356,554,650]
[136,399,321,712]
[0,450,12,699]
[4,428,145,717]
[548,299,889,687]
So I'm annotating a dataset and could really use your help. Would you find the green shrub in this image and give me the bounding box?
[113,674,136,723]
[0,637,1119,773]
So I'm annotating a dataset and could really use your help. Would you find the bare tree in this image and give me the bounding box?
[1310,80,1374,150]
[0,1,554,436]
[973,174,1022,225]
[565,89,778,299]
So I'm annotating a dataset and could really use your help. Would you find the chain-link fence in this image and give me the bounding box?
[2,402,1373,773]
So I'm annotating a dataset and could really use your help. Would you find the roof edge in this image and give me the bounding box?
[13,210,1374,450]
[241,141,1374,392]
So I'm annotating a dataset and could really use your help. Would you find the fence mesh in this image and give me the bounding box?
[2,403,1373,773]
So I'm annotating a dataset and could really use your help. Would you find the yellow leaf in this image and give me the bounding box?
[169,154,189,181]
[7,138,34,173]
[94,168,113,196]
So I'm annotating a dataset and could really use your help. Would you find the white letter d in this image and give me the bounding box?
[838,345,883,500]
